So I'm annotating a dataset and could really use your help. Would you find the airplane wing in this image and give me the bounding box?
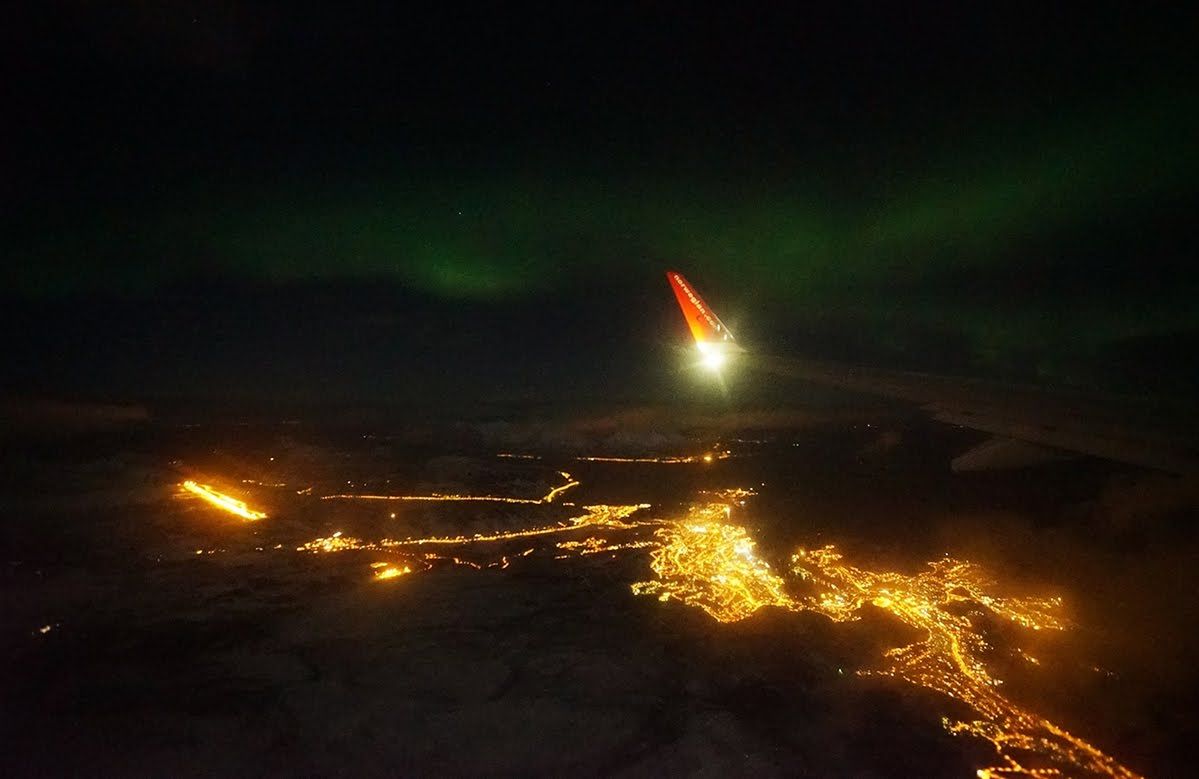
[666,271,743,371]
[666,271,1199,475]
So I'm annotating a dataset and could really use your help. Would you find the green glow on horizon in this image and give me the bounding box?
[9,93,1197,384]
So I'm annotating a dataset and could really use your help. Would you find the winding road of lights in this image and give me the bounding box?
[188,461,1139,778]
[180,480,267,520]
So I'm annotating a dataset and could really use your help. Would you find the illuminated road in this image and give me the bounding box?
[317,470,580,504]
[180,480,267,520]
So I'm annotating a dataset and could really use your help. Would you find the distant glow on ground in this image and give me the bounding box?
[180,480,267,520]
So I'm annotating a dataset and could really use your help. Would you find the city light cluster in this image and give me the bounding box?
[630,503,797,622]
[624,501,1139,778]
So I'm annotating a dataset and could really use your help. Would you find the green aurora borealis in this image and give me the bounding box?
[10,89,1196,389]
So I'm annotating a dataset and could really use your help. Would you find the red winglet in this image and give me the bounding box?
[666,271,735,346]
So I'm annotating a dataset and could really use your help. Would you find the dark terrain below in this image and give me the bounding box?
[2,410,1197,777]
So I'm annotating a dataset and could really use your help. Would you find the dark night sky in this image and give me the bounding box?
[3,3,1198,412]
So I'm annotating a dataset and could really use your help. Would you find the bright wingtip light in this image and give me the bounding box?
[700,347,726,371]
[696,341,727,372]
